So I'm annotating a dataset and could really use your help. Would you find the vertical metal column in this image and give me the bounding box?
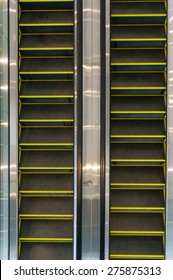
[104,0,110,260]
[166,0,173,260]
[82,0,101,259]
[9,0,18,259]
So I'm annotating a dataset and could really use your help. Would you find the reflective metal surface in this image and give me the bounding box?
[9,0,18,260]
[166,0,173,260]
[73,0,77,260]
[104,0,110,260]
[0,0,9,260]
[82,0,101,259]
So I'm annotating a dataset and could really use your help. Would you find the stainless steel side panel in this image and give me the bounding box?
[9,0,18,260]
[82,0,101,259]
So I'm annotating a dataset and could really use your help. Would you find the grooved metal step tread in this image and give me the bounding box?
[20,58,73,73]
[19,1,73,11]
[20,173,73,191]
[111,73,165,88]
[20,196,73,214]
[111,166,165,185]
[111,96,165,111]
[111,143,165,161]
[111,26,166,40]
[20,219,73,238]
[20,104,73,120]
[111,49,165,64]
[109,236,164,255]
[20,34,73,50]
[111,119,165,136]
[20,127,73,144]
[20,81,73,97]
[19,243,73,260]
[110,190,164,208]
[110,213,164,231]
[20,150,73,167]
[111,2,166,16]
[19,11,73,26]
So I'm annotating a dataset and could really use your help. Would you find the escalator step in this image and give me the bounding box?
[20,220,73,238]
[111,96,165,111]
[111,49,165,64]
[20,58,73,73]
[20,150,73,167]
[111,143,165,161]
[20,197,73,214]
[111,73,165,88]
[110,236,164,255]
[20,81,73,97]
[110,213,164,231]
[20,104,73,120]
[20,173,73,191]
[111,2,166,16]
[110,190,164,208]
[20,34,73,50]
[20,243,73,260]
[111,120,165,136]
[111,26,166,40]
[19,11,73,25]
[20,127,73,144]
[111,166,165,184]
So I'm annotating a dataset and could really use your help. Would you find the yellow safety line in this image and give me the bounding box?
[111,111,166,114]
[19,0,73,2]
[111,159,166,162]
[19,167,74,170]
[19,190,73,194]
[111,207,165,212]
[111,183,165,186]
[19,96,74,99]
[19,48,73,51]
[111,23,165,26]
[110,231,164,236]
[110,254,164,260]
[111,38,166,41]
[19,143,73,146]
[19,214,73,218]
[111,87,166,90]
[22,9,73,12]
[19,120,74,122]
[19,72,74,74]
[111,135,166,138]
[19,23,73,27]
[111,62,166,65]
[21,32,73,36]
[19,238,73,242]
[111,14,166,17]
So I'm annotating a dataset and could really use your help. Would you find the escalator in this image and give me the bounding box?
[18,0,75,260]
[109,0,167,259]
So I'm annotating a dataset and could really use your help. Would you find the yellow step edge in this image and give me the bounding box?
[19,238,73,243]
[110,231,164,236]
[19,72,74,74]
[19,167,74,170]
[111,183,165,186]
[19,119,74,122]
[19,24,74,27]
[111,159,166,162]
[19,143,73,146]
[111,207,165,212]
[111,135,166,138]
[111,87,166,90]
[111,62,166,65]
[19,190,73,194]
[19,214,73,218]
[111,14,166,17]
[111,111,166,114]
[19,95,74,98]
[111,38,166,41]
[19,0,73,2]
[19,48,73,51]
[110,254,164,260]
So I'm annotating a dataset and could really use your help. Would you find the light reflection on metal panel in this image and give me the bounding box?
[82,0,101,259]
[166,0,173,260]
[9,0,18,260]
